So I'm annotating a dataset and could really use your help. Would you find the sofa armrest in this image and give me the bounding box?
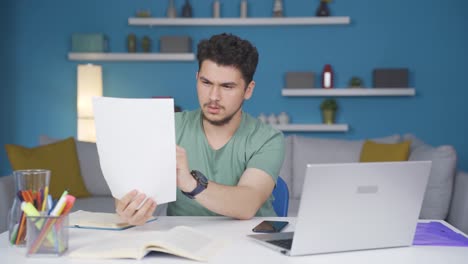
[447,170,468,234]
[0,175,15,233]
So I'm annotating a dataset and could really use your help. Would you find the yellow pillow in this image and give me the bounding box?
[359,140,411,162]
[5,137,90,199]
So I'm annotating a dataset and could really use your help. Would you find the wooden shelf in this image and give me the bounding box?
[281,88,416,97]
[68,53,195,62]
[128,17,351,26]
[272,124,349,132]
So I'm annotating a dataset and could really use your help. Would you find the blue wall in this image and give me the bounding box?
[1,0,468,175]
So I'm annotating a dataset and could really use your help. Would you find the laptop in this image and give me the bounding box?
[248,161,432,256]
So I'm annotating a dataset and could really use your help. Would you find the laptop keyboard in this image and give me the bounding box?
[266,239,293,250]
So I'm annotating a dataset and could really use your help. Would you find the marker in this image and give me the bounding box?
[50,190,68,216]
[21,202,55,245]
[21,202,40,217]
[41,186,49,212]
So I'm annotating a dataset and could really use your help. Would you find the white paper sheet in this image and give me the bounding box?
[93,97,176,204]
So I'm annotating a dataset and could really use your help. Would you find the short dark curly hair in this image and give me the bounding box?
[197,33,259,85]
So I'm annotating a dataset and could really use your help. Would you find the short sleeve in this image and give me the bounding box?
[246,131,285,183]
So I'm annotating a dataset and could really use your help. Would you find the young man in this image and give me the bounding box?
[116,33,285,225]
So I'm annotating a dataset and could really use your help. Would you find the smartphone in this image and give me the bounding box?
[252,220,289,233]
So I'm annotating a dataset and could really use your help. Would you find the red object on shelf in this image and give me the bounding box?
[322,64,334,89]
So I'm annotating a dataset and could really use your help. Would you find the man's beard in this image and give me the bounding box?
[202,102,243,126]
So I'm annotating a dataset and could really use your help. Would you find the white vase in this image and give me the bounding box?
[257,113,267,124]
[273,0,283,17]
[167,0,177,18]
[267,113,278,125]
[277,112,290,125]
[240,0,248,18]
[213,0,220,18]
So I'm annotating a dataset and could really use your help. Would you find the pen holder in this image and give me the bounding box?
[26,214,69,257]
[8,169,51,246]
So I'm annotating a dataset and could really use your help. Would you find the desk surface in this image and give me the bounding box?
[2,217,468,264]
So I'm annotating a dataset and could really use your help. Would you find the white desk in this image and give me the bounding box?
[2,217,468,264]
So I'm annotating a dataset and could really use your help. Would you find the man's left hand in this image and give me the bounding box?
[176,145,197,192]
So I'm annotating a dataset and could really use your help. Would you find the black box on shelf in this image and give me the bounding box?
[285,72,315,88]
[160,36,192,53]
[373,68,409,88]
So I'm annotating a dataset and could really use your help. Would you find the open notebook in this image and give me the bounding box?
[69,210,157,230]
[69,226,226,261]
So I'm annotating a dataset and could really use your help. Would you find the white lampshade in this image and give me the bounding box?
[77,64,102,142]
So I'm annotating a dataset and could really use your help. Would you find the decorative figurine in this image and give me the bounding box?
[316,0,331,17]
[273,0,283,17]
[142,36,151,52]
[277,112,290,125]
[267,113,278,125]
[167,0,177,18]
[127,33,137,53]
[182,0,193,17]
[257,113,267,124]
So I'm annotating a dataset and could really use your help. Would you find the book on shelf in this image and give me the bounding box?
[69,210,157,230]
[69,225,225,261]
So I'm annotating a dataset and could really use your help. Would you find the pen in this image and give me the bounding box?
[50,190,69,216]
[41,186,49,212]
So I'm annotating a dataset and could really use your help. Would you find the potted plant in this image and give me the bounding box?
[349,76,363,88]
[320,98,338,124]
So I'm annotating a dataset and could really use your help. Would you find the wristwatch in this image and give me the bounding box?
[181,170,209,199]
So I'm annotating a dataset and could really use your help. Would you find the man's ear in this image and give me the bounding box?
[196,71,199,79]
[244,80,255,100]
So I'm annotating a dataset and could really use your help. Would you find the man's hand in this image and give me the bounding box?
[176,146,197,192]
[115,190,157,226]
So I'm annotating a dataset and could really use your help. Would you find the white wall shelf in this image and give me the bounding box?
[128,17,351,26]
[272,124,349,132]
[281,88,416,97]
[68,52,195,62]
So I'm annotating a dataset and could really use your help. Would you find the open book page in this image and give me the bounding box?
[69,226,226,261]
[69,210,156,230]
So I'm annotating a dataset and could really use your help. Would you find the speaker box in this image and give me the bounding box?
[160,36,192,53]
[285,72,315,88]
[373,68,409,88]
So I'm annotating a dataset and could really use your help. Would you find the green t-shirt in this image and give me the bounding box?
[167,109,285,217]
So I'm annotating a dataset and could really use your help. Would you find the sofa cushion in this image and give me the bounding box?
[40,135,111,196]
[290,134,400,199]
[359,140,411,162]
[403,134,456,220]
[5,137,90,199]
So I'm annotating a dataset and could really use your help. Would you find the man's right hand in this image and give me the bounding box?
[115,190,157,226]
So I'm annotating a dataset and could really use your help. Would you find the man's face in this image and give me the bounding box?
[197,60,254,126]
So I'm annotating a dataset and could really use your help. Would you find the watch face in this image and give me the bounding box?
[193,170,208,186]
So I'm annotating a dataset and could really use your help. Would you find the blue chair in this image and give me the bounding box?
[272,176,289,217]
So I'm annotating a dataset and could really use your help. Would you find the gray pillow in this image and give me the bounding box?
[403,134,456,220]
[39,135,111,196]
[291,134,400,199]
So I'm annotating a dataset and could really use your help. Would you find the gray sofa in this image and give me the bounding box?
[1,134,467,235]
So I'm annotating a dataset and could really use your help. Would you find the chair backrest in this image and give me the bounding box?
[272,176,289,217]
